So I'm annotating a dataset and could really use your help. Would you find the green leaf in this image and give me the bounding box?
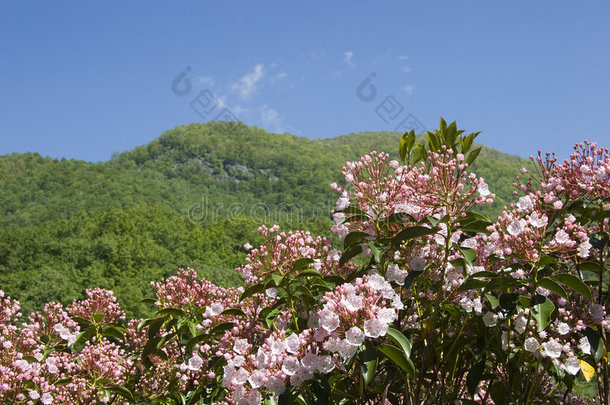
[271,273,284,287]
[579,261,602,275]
[92,313,104,324]
[339,245,362,267]
[485,276,521,292]
[293,258,314,271]
[240,284,266,301]
[486,294,499,309]
[467,147,481,165]
[156,308,186,318]
[489,382,507,404]
[399,135,408,164]
[582,327,604,363]
[499,293,519,312]
[458,277,488,292]
[539,278,568,299]
[551,273,592,300]
[102,325,125,340]
[385,327,412,358]
[462,133,476,153]
[54,377,73,386]
[140,297,158,305]
[210,322,234,335]
[220,308,246,317]
[296,269,323,278]
[376,344,415,377]
[358,342,378,386]
[392,226,436,245]
[531,294,555,332]
[466,357,486,397]
[344,231,370,249]
[108,386,135,403]
[459,247,476,264]
[427,132,440,152]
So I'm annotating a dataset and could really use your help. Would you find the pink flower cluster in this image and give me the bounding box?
[237,225,356,284]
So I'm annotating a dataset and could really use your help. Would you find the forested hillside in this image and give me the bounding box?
[0,121,531,317]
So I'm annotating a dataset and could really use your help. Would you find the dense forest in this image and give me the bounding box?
[0,121,531,318]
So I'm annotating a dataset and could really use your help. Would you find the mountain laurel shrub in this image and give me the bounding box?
[1,119,609,404]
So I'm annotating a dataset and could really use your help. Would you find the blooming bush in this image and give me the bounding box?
[1,119,608,404]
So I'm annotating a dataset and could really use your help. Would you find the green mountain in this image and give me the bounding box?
[0,121,530,317]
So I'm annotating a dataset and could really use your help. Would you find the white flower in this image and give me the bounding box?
[514,315,527,334]
[541,340,563,358]
[501,331,509,350]
[28,391,40,400]
[578,241,592,258]
[578,336,591,355]
[590,304,605,322]
[376,308,397,324]
[318,310,340,332]
[364,318,388,338]
[282,356,300,376]
[345,326,365,346]
[386,264,408,285]
[556,322,570,335]
[507,219,526,236]
[337,339,358,358]
[243,243,253,250]
[341,294,363,312]
[524,337,539,352]
[409,255,426,272]
[188,355,203,371]
[478,180,491,197]
[517,195,533,211]
[316,355,335,373]
[265,288,278,299]
[41,393,53,405]
[232,367,250,385]
[555,229,570,244]
[565,356,581,375]
[284,333,301,354]
[461,237,477,249]
[248,370,265,388]
[233,339,249,355]
[336,196,350,211]
[529,212,548,228]
[205,302,224,317]
[482,311,499,327]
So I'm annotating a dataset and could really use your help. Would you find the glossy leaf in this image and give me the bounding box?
[551,273,592,300]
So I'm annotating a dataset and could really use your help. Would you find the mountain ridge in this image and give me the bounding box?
[0,121,531,317]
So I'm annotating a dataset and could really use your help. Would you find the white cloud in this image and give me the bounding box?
[398,55,409,61]
[403,85,415,95]
[260,105,286,133]
[196,76,215,87]
[402,66,412,73]
[231,64,265,99]
[344,51,355,67]
[308,49,325,60]
[270,72,288,84]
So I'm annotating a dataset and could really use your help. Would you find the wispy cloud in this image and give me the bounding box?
[398,55,409,61]
[196,75,215,87]
[270,71,288,84]
[403,85,415,95]
[231,64,265,99]
[402,66,412,73]
[344,51,355,67]
[260,105,285,133]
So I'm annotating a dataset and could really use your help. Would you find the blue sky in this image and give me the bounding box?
[1,1,609,162]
